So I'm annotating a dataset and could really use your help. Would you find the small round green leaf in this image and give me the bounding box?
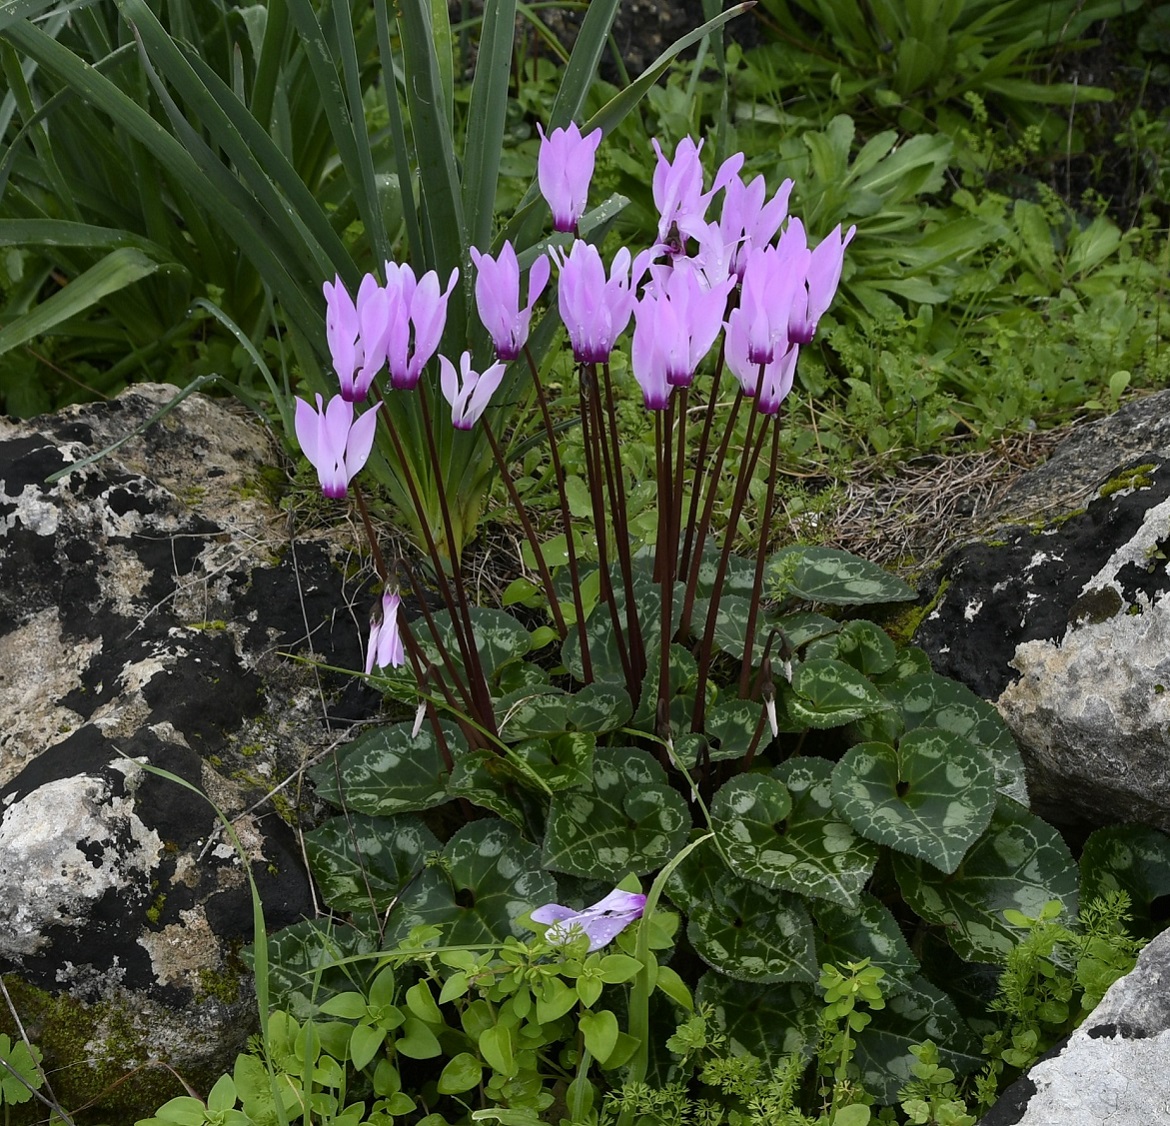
[894,796,1078,962]
[542,747,690,880]
[707,698,766,763]
[437,1052,482,1094]
[831,728,996,873]
[495,685,570,738]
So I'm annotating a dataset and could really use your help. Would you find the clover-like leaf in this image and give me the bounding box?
[787,658,890,728]
[695,974,816,1067]
[853,976,981,1103]
[304,814,440,913]
[666,836,816,983]
[386,821,557,947]
[894,796,1078,962]
[884,673,1028,804]
[814,895,919,997]
[310,721,461,815]
[1080,823,1170,936]
[831,728,996,873]
[770,546,914,605]
[542,747,689,881]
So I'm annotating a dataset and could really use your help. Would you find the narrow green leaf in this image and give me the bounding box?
[0,246,159,356]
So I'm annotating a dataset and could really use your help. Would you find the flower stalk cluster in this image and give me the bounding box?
[289,120,853,770]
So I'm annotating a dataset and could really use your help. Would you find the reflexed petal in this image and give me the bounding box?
[343,403,380,484]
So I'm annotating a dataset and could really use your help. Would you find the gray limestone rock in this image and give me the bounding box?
[0,385,378,1121]
[980,929,1170,1125]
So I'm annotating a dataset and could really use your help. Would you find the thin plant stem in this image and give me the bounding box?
[481,416,568,637]
[679,386,743,637]
[739,406,784,698]
[524,343,592,681]
[399,555,474,720]
[416,383,497,735]
[395,614,457,771]
[375,399,485,724]
[352,483,389,585]
[679,343,725,579]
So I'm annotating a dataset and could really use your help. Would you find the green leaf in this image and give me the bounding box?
[667,839,816,983]
[479,1023,516,1076]
[495,685,569,738]
[895,797,1078,962]
[447,748,546,832]
[813,894,919,996]
[396,1015,442,1059]
[852,976,981,1103]
[883,673,1028,805]
[437,1052,482,1095]
[567,682,633,734]
[0,247,160,356]
[386,820,557,946]
[707,698,765,762]
[310,720,458,815]
[422,607,531,683]
[542,747,690,881]
[710,759,880,912]
[304,814,440,913]
[695,974,816,1067]
[770,546,914,605]
[350,1022,387,1070]
[0,1034,42,1105]
[1080,824,1170,935]
[579,1009,620,1064]
[831,728,996,874]
[512,732,595,791]
[805,620,896,676]
[787,658,891,728]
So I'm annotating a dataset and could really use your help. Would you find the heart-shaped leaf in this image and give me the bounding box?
[1080,824,1170,936]
[447,750,547,837]
[770,546,914,605]
[805,620,896,676]
[310,721,461,815]
[831,728,996,873]
[567,682,633,733]
[419,607,531,683]
[787,658,891,728]
[814,895,919,997]
[542,747,690,880]
[512,732,595,791]
[894,796,1078,962]
[386,820,556,947]
[853,976,981,1103]
[666,837,816,983]
[695,974,816,1066]
[884,673,1028,805]
[304,814,440,913]
[707,698,765,763]
[495,685,570,738]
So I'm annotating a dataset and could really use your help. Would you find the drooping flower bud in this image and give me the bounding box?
[365,591,405,673]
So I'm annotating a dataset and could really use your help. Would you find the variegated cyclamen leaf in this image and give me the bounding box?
[884,673,1028,805]
[831,729,996,873]
[709,593,761,662]
[852,975,981,1103]
[805,619,896,676]
[770,610,841,651]
[309,720,460,815]
[666,835,816,983]
[566,681,633,733]
[448,749,547,835]
[894,796,1078,962]
[687,876,817,983]
[304,814,440,913]
[814,894,919,997]
[385,821,557,947]
[495,685,570,738]
[420,607,531,683]
[632,643,699,731]
[542,747,689,880]
[512,732,595,791]
[770,546,914,605]
[762,757,880,908]
[707,698,765,762]
[262,920,378,1019]
[1080,824,1170,935]
[787,658,890,728]
[695,974,816,1067]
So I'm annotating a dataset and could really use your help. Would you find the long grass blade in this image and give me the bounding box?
[0,246,160,357]
[0,217,171,256]
[544,0,620,129]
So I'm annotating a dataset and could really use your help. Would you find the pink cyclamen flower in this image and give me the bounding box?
[530,889,647,952]
[323,276,364,399]
[719,174,794,279]
[550,241,649,364]
[470,242,551,361]
[365,591,405,673]
[294,393,379,499]
[439,352,507,430]
[374,262,460,390]
[786,220,857,344]
[725,313,800,416]
[537,122,603,233]
[651,137,744,250]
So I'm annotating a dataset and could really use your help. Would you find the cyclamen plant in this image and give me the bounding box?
[279,123,1082,1121]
